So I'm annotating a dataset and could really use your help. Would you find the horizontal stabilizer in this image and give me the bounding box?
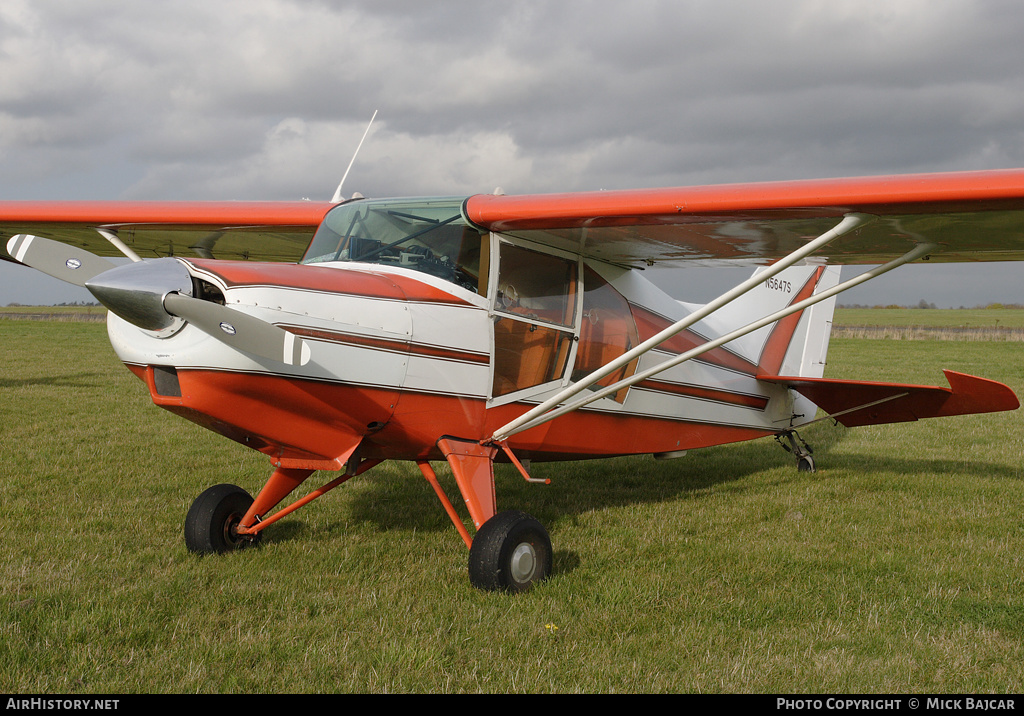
[758,370,1019,427]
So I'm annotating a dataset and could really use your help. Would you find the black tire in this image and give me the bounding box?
[184,484,260,554]
[468,510,552,592]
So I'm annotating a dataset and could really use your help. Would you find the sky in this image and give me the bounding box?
[2,0,1024,307]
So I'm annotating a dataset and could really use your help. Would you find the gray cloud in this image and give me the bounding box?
[2,0,1024,306]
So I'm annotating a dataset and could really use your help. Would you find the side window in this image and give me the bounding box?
[572,266,640,402]
[494,244,576,326]
[491,319,575,398]
[455,227,489,297]
[491,243,578,398]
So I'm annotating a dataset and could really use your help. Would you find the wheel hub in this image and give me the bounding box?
[223,512,244,547]
[509,542,537,584]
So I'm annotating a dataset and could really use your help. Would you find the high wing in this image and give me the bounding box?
[0,200,334,263]
[465,168,1024,266]
[5,169,1024,266]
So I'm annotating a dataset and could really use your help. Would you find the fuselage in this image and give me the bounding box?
[105,195,834,467]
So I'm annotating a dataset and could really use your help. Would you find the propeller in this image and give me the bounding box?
[84,259,311,367]
[6,234,116,287]
[162,292,310,366]
[7,236,310,366]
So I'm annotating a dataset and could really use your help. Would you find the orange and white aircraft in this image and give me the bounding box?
[3,168,1022,591]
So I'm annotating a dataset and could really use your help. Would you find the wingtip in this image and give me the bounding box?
[941,369,1020,414]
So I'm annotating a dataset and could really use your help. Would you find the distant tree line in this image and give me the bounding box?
[4,301,102,307]
[838,302,1024,309]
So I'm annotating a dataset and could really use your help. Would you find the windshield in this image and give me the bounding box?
[301,197,485,294]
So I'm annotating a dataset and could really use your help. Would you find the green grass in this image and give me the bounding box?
[0,304,105,316]
[2,320,1023,692]
[835,307,1024,329]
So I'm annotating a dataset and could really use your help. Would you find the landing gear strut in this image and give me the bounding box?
[776,430,816,473]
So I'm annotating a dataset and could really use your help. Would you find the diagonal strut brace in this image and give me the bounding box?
[490,213,877,442]
[492,218,938,442]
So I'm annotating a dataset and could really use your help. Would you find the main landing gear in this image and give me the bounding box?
[182,448,554,593]
[418,440,553,593]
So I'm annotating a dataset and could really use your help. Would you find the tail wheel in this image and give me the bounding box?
[184,484,261,554]
[468,510,552,592]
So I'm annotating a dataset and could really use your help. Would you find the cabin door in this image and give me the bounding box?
[488,239,580,404]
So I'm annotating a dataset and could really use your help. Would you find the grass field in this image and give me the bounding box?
[833,308,1024,341]
[2,317,1023,693]
[0,305,106,321]
[834,308,1024,328]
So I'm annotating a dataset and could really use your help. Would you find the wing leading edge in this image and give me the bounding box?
[7,168,1024,266]
[0,200,335,264]
[465,168,1024,266]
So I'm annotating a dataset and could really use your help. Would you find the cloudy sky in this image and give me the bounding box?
[2,0,1024,306]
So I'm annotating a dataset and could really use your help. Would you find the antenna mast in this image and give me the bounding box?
[331,110,377,203]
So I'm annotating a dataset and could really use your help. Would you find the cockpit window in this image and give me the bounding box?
[301,197,485,294]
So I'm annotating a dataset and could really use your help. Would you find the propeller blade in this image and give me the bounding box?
[163,292,311,366]
[84,258,311,366]
[6,234,116,287]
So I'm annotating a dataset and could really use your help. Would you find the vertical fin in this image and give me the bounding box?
[689,264,839,377]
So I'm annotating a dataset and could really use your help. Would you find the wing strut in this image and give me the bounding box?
[490,212,872,441]
[491,223,938,442]
[96,228,143,263]
[494,240,935,440]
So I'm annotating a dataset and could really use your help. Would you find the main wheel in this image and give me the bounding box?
[468,510,552,592]
[184,484,261,554]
